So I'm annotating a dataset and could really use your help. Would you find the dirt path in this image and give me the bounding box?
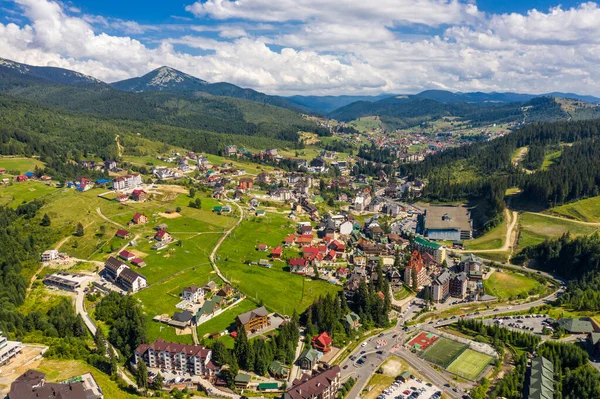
[96,207,126,228]
[456,208,519,254]
[531,211,600,226]
[209,201,244,285]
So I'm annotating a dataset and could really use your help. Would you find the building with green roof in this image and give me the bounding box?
[558,318,594,334]
[297,348,320,370]
[526,356,554,399]
[258,382,279,390]
[234,373,251,388]
[412,236,446,264]
[269,360,290,379]
[341,312,361,330]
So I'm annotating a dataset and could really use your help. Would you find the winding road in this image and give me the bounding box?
[209,200,244,285]
[455,208,519,254]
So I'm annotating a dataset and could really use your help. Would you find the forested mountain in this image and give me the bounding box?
[399,119,600,231]
[110,66,208,92]
[0,95,300,167]
[285,94,393,113]
[329,95,568,129]
[0,58,104,87]
[111,66,307,112]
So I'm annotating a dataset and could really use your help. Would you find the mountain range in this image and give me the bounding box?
[0,57,599,141]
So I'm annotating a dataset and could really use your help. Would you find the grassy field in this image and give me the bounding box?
[550,196,600,223]
[349,116,383,132]
[363,357,421,399]
[196,299,258,348]
[420,338,467,368]
[35,359,137,399]
[0,180,58,207]
[215,212,340,315]
[540,150,562,171]
[445,349,492,381]
[518,212,598,248]
[465,221,505,250]
[393,285,413,301]
[0,156,45,174]
[483,270,541,300]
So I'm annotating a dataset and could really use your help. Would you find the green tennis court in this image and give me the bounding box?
[446,349,493,380]
[420,337,467,367]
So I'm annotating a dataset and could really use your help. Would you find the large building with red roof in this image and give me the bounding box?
[404,250,428,289]
[134,339,216,377]
[311,332,332,353]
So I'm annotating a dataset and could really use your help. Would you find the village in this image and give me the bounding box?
[0,136,564,399]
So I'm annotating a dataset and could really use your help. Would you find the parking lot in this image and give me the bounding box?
[377,376,442,399]
[484,314,552,334]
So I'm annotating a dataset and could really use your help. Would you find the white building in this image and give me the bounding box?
[0,331,22,366]
[181,285,205,303]
[113,174,142,191]
[41,249,59,262]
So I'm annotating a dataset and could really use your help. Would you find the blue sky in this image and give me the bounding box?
[1,0,600,96]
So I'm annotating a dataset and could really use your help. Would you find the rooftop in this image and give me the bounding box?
[424,205,471,231]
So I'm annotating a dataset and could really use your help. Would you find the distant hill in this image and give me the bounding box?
[0,58,104,87]
[285,94,393,114]
[329,95,569,130]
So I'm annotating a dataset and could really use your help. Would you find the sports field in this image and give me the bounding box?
[446,349,492,380]
[420,337,467,368]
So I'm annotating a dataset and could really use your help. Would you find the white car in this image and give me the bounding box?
[361,342,367,347]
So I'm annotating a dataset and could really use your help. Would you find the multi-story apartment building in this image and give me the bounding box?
[134,339,216,377]
[0,331,22,366]
[449,272,468,299]
[403,250,428,289]
[112,174,142,191]
[430,269,451,303]
[284,365,341,399]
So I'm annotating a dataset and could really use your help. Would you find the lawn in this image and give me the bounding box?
[550,196,600,223]
[518,212,598,248]
[215,213,340,315]
[465,221,505,251]
[0,156,45,175]
[349,116,383,132]
[35,359,137,399]
[446,349,492,381]
[196,299,258,345]
[420,337,467,368]
[393,285,413,301]
[540,150,562,171]
[483,270,541,300]
[134,265,220,344]
[0,180,59,207]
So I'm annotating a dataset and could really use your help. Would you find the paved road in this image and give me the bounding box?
[339,320,463,399]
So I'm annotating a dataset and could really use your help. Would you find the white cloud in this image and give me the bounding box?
[1,0,600,96]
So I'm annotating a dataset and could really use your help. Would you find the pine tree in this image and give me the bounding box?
[136,359,148,391]
[76,222,84,237]
[41,213,51,226]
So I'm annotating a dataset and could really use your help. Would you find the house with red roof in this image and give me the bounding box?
[336,267,348,279]
[116,194,129,203]
[329,240,346,254]
[115,229,130,239]
[257,244,268,252]
[131,189,147,202]
[296,234,314,247]
[311,332,332,353]
[284,234,297,247]
[289,258,309,275]
[303,246,319,259]
[132,257,146,267]
[15,175,28,182]
[271,246,282,259]
[155,229,172,242]
[131,213,148,225]
[119,250,135,261]
[324,250,337,262]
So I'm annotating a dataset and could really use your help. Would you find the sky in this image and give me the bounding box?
[0,0,599,96]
